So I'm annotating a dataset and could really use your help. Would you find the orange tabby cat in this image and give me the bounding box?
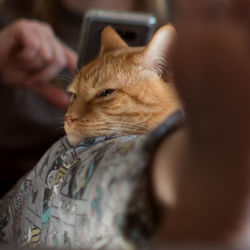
[64,25,180,146]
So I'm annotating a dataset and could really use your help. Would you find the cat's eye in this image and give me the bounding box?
[97,89,116,98]
[70,93,76,101]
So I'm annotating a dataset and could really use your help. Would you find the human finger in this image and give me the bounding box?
[34,21,77,73]
[33,22,54,67]
[29,83,69,110]
[13,19,42,61]
[0,19,41,70]
[16,22,54,70]
[64,46,78,73]
[24,32,68,87]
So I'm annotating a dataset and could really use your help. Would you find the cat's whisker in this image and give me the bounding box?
[77,120,149,131]
[89,123,149,133]
[55,117,67,131]
[56,73,73,79]
[92,127,147,136]
[77,122,148,131]
[56,124,65,130]
[82,125,148,135]
[53,76,73,85]
[56,118,66,125]
[59,71,75,77]
[54,71,76,83]
[75,64,81,74]
[110,125,148,133]
[55,120,65,128]
[104,121,150,130]
[55,126,65,131]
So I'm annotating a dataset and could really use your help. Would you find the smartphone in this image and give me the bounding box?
[77,9,157,68]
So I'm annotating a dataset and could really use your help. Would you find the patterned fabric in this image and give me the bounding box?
[0,111,185,250]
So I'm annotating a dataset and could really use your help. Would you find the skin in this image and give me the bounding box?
[0,0,137,109]
[0,19,77,110]
[152,0,250,246]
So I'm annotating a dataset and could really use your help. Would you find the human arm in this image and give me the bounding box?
[151,0,250,246]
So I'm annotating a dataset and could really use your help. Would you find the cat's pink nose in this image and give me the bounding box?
[65,114,78,126]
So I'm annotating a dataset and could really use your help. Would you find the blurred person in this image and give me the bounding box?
[0,0,168,197]
[154,0,250,246]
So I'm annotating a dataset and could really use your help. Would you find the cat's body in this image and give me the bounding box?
[65,25,180,146]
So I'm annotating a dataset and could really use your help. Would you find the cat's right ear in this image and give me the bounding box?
[100,26,128,54]
[138,24,176,77]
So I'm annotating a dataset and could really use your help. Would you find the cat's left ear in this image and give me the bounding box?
[138,24,176,76]
[100,26,128,54]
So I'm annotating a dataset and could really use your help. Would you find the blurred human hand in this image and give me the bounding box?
[174,0,250,144]
[0,19,78,110]
[155,0,250,246]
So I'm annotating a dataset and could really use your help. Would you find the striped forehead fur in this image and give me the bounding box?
[76,47,159,89]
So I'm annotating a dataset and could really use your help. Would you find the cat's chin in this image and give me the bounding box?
[66,133,85,146]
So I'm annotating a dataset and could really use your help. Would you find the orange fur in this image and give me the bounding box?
[64,25,180,146]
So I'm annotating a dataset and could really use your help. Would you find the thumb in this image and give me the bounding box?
[64,46,78,73]
[29,84,70,111]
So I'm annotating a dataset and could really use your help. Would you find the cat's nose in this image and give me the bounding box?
[65,114,78,126]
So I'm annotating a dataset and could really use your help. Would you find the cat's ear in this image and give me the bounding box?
[138,24,176,76]
[100,26,128,54]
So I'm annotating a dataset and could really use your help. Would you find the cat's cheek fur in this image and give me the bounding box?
[64,123,83,146]
[67,133,84,146]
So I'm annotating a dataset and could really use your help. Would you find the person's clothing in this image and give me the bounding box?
[0,3,83,196]
[0,111,185,249]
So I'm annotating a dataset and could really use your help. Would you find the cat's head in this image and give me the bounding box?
[65,24,180,146]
